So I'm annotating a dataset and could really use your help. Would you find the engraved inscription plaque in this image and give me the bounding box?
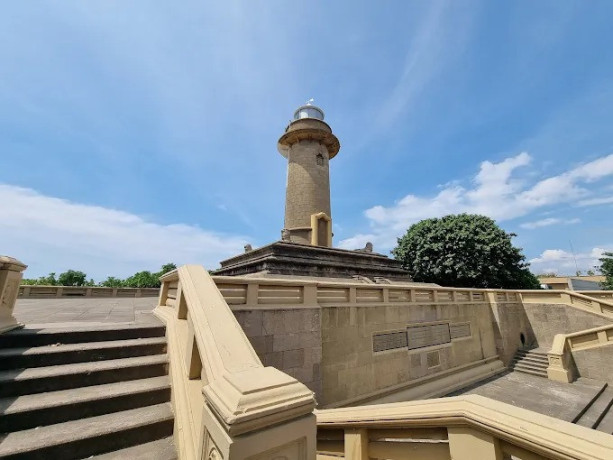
[373,331,408,352]
[407,323,451,350]
[450,323,471,339]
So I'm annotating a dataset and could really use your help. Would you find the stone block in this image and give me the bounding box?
[283,348,305,368]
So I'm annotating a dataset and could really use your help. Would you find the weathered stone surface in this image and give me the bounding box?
[215,241,411,280]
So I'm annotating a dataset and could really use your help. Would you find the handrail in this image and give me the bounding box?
[519,290,613,318]
[155,265,317,459]
[18,285,159,298]
[316,394,613,460]
[547,324,613,383]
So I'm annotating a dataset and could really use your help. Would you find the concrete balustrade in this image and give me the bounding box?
[19,285,159,298]
[520,289,613,318]
[0,256,27,334]
[155,266,317,460]
[211,275,521,310]
[548,324,613,383]
[316,394,613,459]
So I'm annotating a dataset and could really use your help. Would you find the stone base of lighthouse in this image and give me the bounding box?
[215,241,412,281]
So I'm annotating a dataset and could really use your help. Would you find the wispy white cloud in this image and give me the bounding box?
[0,184,247,279]
[577,196,613,207]
[339,152,613,250]
[520,217,580,229]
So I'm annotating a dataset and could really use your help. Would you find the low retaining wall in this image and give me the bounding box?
[18,285,159,298]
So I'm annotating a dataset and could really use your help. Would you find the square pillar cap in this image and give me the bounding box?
[0,256,27,272]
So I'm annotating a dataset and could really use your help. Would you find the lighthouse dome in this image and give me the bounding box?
[293,99,324,121]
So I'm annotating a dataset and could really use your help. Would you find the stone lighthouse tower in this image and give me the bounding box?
[277,101,340,247]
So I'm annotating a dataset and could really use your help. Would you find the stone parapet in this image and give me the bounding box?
[0,256,27,334]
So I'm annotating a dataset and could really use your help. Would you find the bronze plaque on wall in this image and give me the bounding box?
[407,323,451,350]
[373,331,408,352]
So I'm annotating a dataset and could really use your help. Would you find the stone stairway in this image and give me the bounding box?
[0,323,176,459]
[510,347,549,378]
[574,384,613,435]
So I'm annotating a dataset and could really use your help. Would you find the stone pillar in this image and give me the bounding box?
[0,256,27,334]
[277,105,340,247]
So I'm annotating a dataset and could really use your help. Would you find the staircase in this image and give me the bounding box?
[0,323,176,459]
[574,383,613,435]
[510,347,549,378]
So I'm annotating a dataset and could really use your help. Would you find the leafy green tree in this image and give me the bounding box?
[598,252,613,290]
[100,276,125,287]
[123,271,160,288]
[57,270,87,286]
[392,214,540,289]
[158,263,177,275]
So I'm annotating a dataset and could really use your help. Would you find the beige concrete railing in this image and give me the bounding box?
[547,324,613,383]
[519,289,613,318]
[18,285,159,298]
[0,256,27,334]
[581,291,613,302]
[155,266,317,460]
[316,394,613,460]
[211,275,522,309]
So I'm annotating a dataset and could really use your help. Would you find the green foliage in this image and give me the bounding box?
[100,276,124,287]
[392,214,540,289]
[159,263,177,275]
[20,262,177,288]
[57,270,87,286]
[121,263,177,288]
[22,272,58,286]
[599,252,613,290]
[123,271,160,288]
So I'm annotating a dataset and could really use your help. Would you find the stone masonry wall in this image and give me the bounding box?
[233,308,322,400]
[572,344,613,384]
[523,303,612,347]
[489,302,537,365]
[320,303,497,407]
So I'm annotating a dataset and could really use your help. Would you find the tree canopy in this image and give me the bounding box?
[22,263,177,288]
[392,214,540,289]
[598,252,613,290]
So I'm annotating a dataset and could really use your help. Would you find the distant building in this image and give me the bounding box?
[538,275,605,291]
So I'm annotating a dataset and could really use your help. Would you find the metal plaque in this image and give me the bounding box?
[373,331,408,352]
[407,323,451,350]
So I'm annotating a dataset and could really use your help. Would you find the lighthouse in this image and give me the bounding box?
[277,101,340,247]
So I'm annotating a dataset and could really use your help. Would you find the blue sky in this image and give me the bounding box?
[1,1,612,280]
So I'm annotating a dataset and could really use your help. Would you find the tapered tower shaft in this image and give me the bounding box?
[277,103,340,247]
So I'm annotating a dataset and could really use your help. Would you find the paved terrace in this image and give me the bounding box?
[13,297,605,422]
[14,297,159,327]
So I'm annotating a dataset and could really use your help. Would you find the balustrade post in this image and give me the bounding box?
[246,283,258,307]
[345,428,368,459]
[546,334,573,383]
[0,256,27,334]
[448,427,503,460]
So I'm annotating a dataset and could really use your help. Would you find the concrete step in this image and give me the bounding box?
[511,360,547,372]
[0,337,167,370]
[511,365,548,378]
[576,387,613,429]
[0,403,174,459]
[515,351,548,361]
[0,376,170,432]
[0,324,165,348]
[511,355,549,366]
[0,354,168,397]
[91,436,177,459]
